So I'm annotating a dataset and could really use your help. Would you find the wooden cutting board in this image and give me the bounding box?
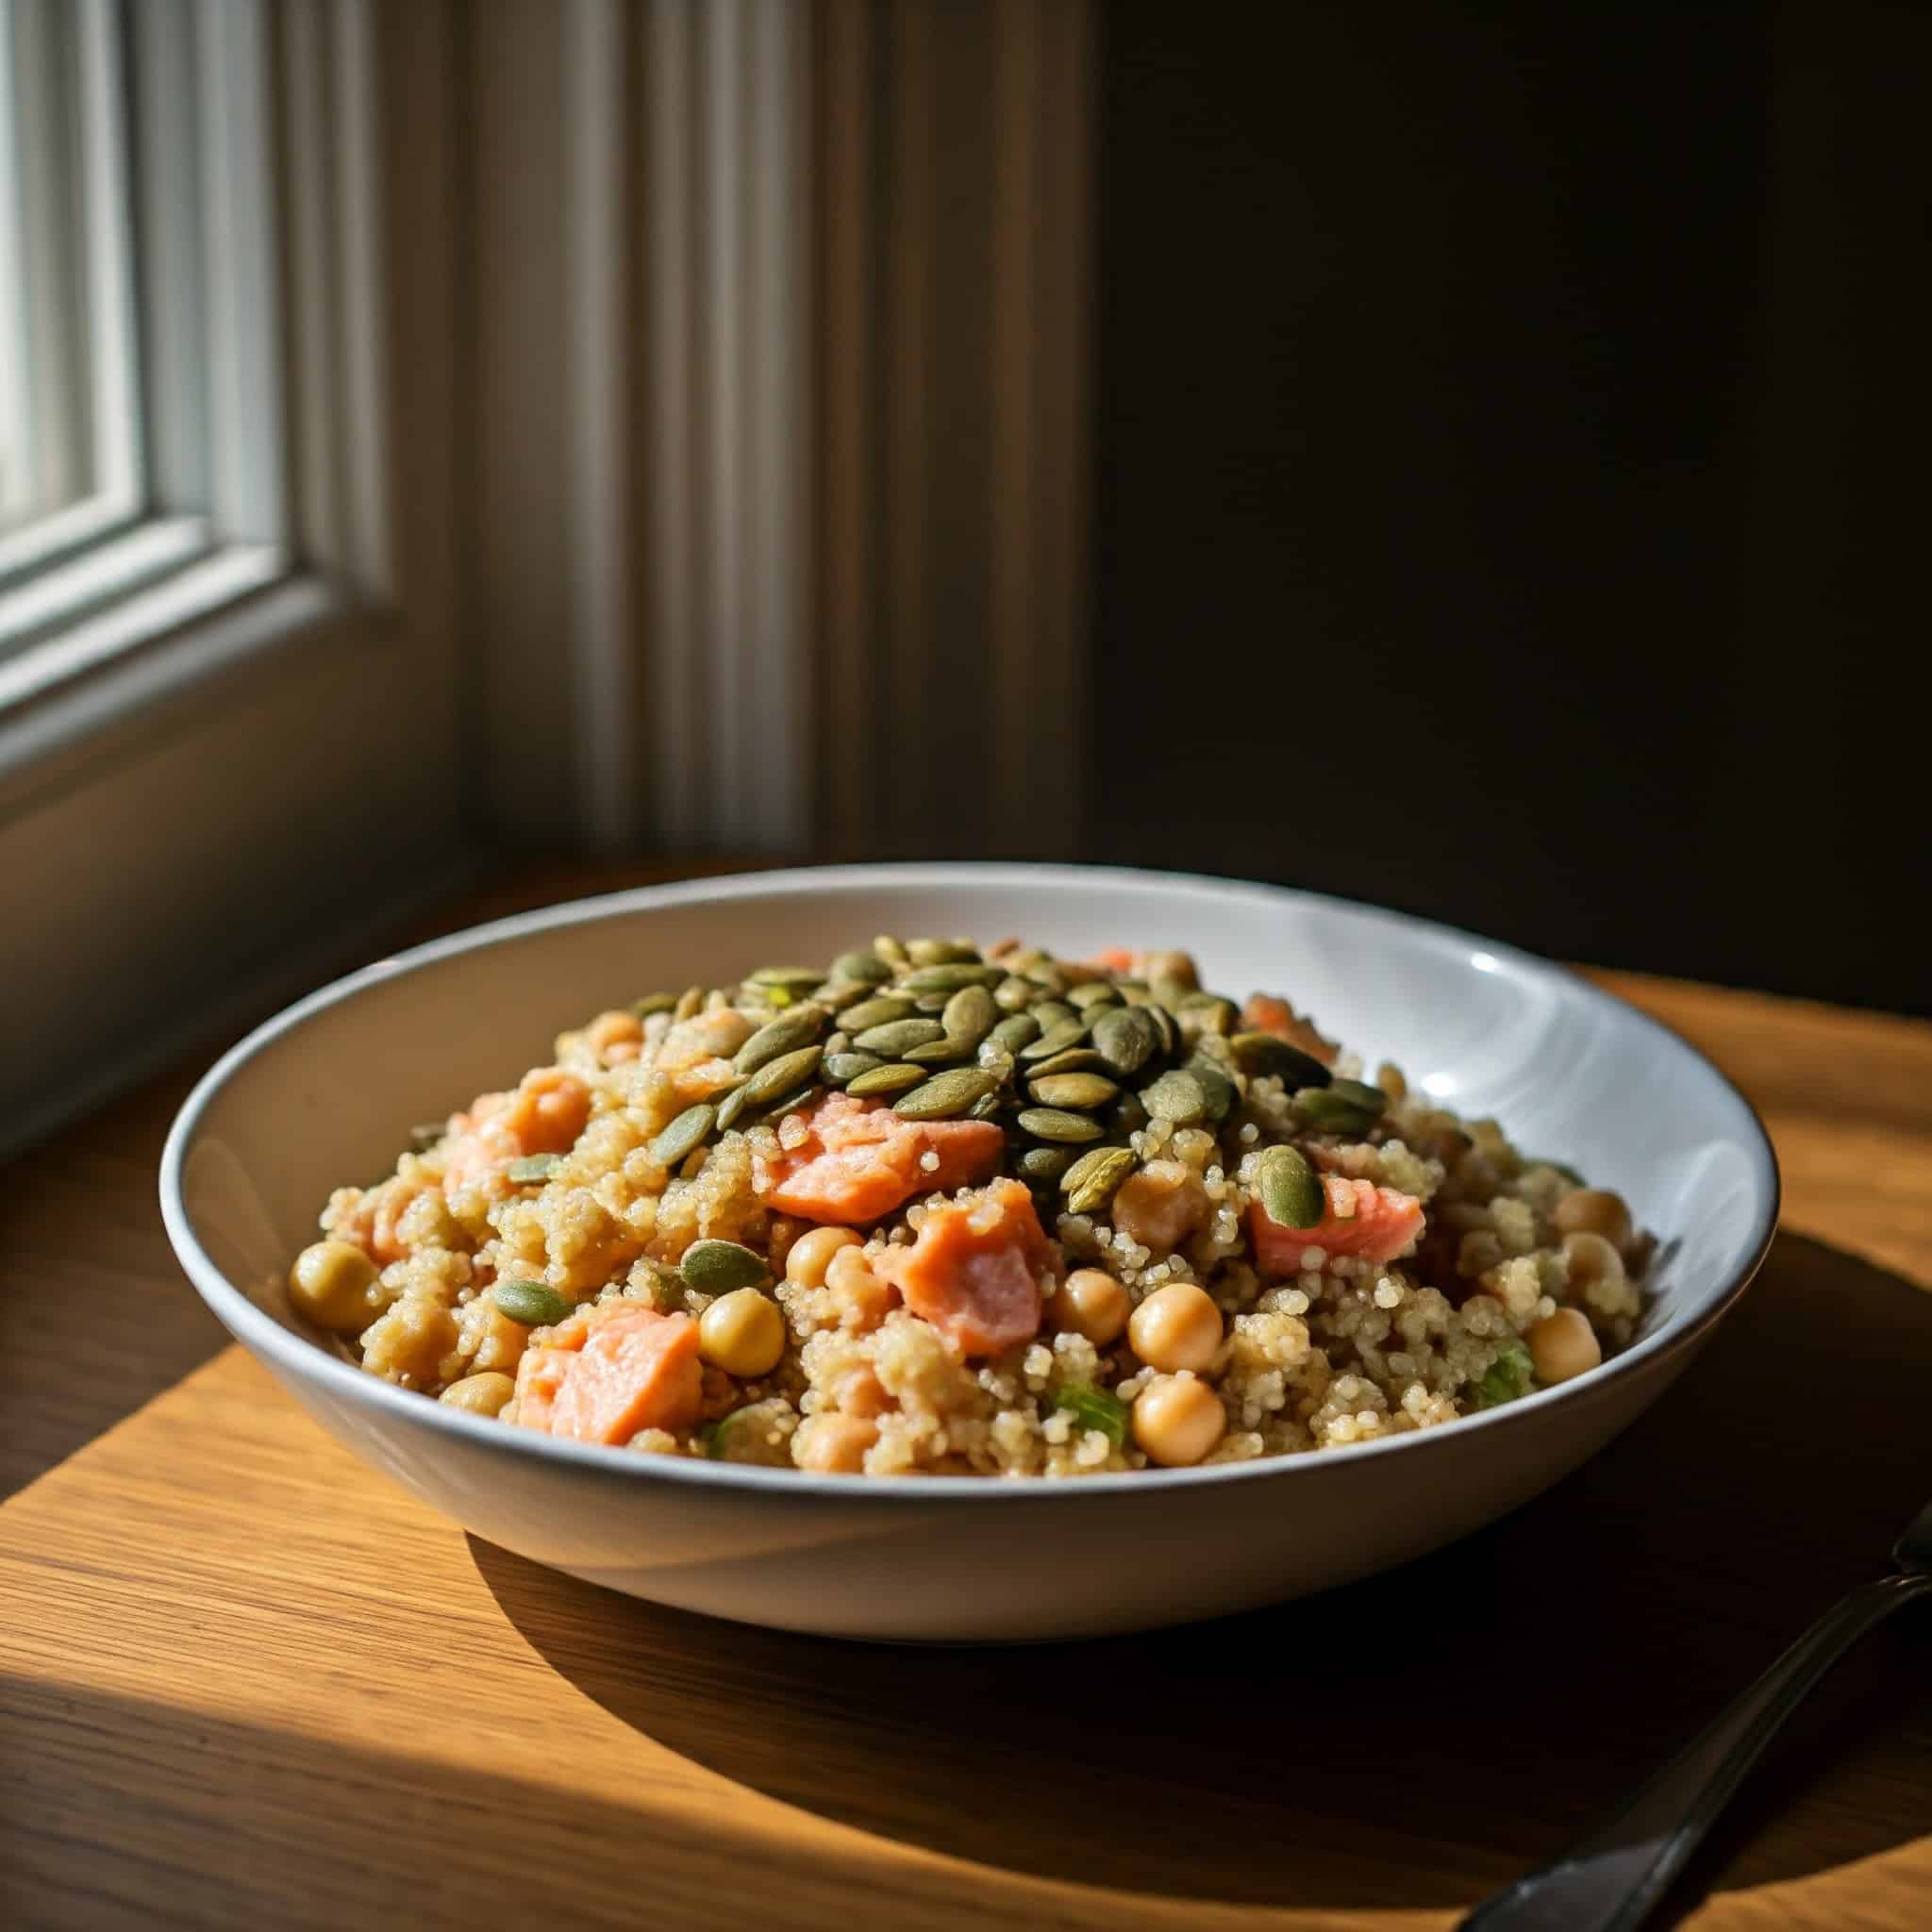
[3,882,1929,1930]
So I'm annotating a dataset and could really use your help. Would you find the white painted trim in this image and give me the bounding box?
[0,513,208,662]
[197,0,287,545]
[0,541,288,713]
[75,0,142,509]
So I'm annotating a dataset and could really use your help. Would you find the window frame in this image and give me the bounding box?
[0,0,467,1158]
[0,0,143,576]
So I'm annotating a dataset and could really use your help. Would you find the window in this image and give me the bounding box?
[1,1,464,1156]
[0,0,141,575]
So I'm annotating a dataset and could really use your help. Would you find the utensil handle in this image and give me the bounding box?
[1459,1570,1932,1932]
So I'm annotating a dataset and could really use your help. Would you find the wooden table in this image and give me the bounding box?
[5,874,1930,1930]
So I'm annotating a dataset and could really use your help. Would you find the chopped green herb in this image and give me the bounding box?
[1468,1334,1536,1409]
[1048,1382,1129,1448]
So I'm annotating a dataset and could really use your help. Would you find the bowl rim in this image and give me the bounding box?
[159,860,1781,1505]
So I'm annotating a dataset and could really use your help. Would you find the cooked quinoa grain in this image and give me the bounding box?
[299,938,1651,1474]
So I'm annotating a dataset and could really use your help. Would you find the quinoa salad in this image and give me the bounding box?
[291,937,1652,1475]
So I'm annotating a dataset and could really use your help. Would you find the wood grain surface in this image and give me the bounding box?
[3,868,1930,1930]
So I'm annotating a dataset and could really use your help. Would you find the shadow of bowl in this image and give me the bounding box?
[471,1231,1932,1916]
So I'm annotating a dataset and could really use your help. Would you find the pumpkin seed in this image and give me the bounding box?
[853,1016,946,1056]
[968,1092,1006,1122]
[650,1103,716,1167]
[874,935,911,970]
[1017,1107,1107,1145]
[738,1044,823,1108]
[1019,1145,1074,1182]
[824,1051,886,1084]
[1032,1000,1078,1030]
[748,984,794,1008]
[1067,980,1122,1012]
[673,984,707,1022]
[1028,1071,1121,1109]
[941,984,998,1044]
[1229,1031,1333,1088]
[1029,961,1072,994]
[839,994,915,1034]
[1146,1003,1179,1057]
[494,1280,570,1326]
[1257,1144,1324,1228]
[989,1012,1041,1053]
[1024,1046,1111,1078]
[714,1083,755,1131]
[1150,976,1192,1013]
[1294,1086,1378,1133]
[845,1062,928,1099]
[508,1154,561,1184]
[1185,1057,1238,1121]
[756,1083,821,1122]
[893,1067,1001,1120]
[680,1238,769,1294]
[679,1146,708,1180]
[734,1004,827,1074]
[1091,1005,1158,1076]
[1019,1018,1089,1062]
[748,965,824,993]
[912,991,951,1014]
[993,975,1039,1012]
[1061,1145,1137,1215]
[832,950,893,986]
[902,1037,974,1066]
[1176,992,1239,1037]
[1329,1077,1389,1114]
[906,939,979,968]
[630,991,678,1018]
[1140,1068,1208,1124]
[899,962,1003,994]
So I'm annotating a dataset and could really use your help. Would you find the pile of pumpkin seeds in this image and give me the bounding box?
[626,937,1388,1228]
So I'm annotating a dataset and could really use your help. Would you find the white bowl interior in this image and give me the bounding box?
[178,865,1772,1366]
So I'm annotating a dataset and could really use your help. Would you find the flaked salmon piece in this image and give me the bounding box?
[1250,1174,1425,1274]
[756,1092,1005,1225]
[874,1177,1057,1357]
[1240,993,1340,1067]
[441,1068,592,1192]
[512,1304,703,1444]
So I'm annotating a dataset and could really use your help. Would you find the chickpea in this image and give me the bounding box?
[1053,1268,1129,1346]
[289,1240,381,1332]
[440,1371,517,1417]
[1562,1230,1625,1292]
[785,1224,862,1289]
[824,1243,893,1330]
[1132,1374,1226,1467]
[1127,1281,1223,1374]
[794,1412,877,1473]
[1525,1307,1602,1386]
[698,1288,787,1377]
[1553,1187,1633,1253]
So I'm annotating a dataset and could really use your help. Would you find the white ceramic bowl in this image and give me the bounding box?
[160,864,1777,1641]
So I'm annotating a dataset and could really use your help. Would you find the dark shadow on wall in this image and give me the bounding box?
[473,1232,1932,1919]
[1089,3,1929,1014]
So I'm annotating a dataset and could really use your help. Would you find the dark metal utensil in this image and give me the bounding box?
[1460,1495,1932,1932]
